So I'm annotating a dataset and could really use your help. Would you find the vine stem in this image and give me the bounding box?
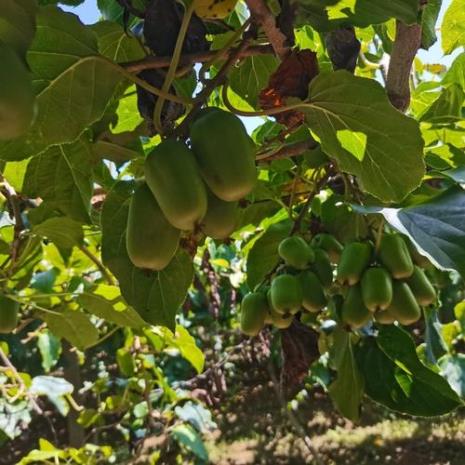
[95,56,192,105]
[174,32,253,137]
[122,44,273,73]
[198,18,251,82]
[265,359,324,465]
[0,346,43,414]
[221,82,307,117]
[153,0,196,134]
[78,244,114,285]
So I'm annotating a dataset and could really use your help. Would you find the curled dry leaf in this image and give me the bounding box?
[259,50,319,128]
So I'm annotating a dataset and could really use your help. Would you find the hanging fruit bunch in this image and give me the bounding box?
[126,107,257,270]
[240,230,437,336]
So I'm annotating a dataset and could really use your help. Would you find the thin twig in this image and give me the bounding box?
[256,138,318,162]
[0,174,26,270]
[245,0,290,59]
[78,244,115,285]
[122,45,274,73]
[0,346,43,414]
[174,33,254,137]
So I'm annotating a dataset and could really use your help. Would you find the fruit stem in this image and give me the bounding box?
[153,0,196,134]
[374,218,385,253]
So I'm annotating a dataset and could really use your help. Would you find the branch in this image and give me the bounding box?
[386,20,422,111]
[122,45,274,73]
[174,34,254,137]
[0,173,26,268]
[245,0,290,59]
[78,244,115,285]
[256,138,318,162]
[0,346,43,414]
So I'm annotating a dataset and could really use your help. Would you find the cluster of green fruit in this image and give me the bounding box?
[240,231,437,336]
[241,234,335,335]
[0,1,36,139]
[126,108,256,271]
[338,233,436,328]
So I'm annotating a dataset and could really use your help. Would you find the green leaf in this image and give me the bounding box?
[173,325,205,374]
[246,220,292,289]
[111,87,144,134]
[30,375,74,415]
[0,7,124,162]
[439,354,465,398]
[328,328,363,422]
[421,0,442,50]
[357,326,462,416]
[335,129,367,161]
[420,84,465,124]
[41,309,99,350]
[424,307,448,364]
[229,55,279,107]
[441,0,465,54]
[33,217,84,250]
[116,348,135,377]
[78,288,146,329]
[101,182,194,330]
[171,424,209,461]
[23,138,93,223]
[0,0,37,58]
[91,21,146,62]
[443,52,465,90]
[296,0,419,31]
[374,187,465,278]
[303,71,425,202]
[37,330,61,372]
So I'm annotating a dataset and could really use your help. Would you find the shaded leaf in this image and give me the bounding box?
[41,309,99,350]
[101,181,193,330]
[23,138,93,223]
[33,217,84,250]
[328,328,363,422]
[357,326,462,416]
[0,7,124,161]
[229,55,279,108]
[246,220,292,289]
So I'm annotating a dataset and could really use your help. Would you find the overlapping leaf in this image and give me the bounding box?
[101,181,193,330]
[0,7,125,161]
[303,71,425,202]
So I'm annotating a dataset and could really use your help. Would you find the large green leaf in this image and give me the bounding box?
[419,84,465,124]
[78,290,146,329]
[23,138,93,223]
[296,0,419,31]
[421,0,442,50]
[41,309,99,350]
[0,0,37,58]
[357,326,462,416]
[328,328,363,422]
[441,0,465,54]
[439,354,465,398]
[303,71,425,202]
[33,216,84,250]
[443,52,465,91]
[366,187,465,278]
[246,220,292,289]
[101,181,194,330]
[0,7,124,161]
[229,55,278,108]
[91,21,146,63]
